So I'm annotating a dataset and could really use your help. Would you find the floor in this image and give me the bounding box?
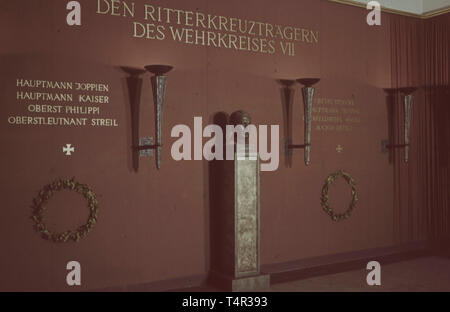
[179,256,450,292]
[267,256,450,292]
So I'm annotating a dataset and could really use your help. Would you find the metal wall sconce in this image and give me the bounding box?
[285,78,320,166]
[382,87,417,163]
[135,65,173,170]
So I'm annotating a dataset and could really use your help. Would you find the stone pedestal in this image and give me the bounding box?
[209,149,270,291]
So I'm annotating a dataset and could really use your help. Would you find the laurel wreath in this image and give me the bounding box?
[321,170,358,222]
[31,178,99,243]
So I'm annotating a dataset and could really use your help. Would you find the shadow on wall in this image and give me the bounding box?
[278,79,295,168]
[121,66,146,173]
[209,111,230,277]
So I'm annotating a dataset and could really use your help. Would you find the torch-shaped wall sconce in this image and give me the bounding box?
[285,78,320,166]
[135,65,173,170]
[382,87,417,163]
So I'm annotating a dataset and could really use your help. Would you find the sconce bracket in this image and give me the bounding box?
[381,139,389,153]
[284,139,293,156]
[381,139,409,153]
[138,137,155,157]
[285,138,310,155]
[289,144,311,149]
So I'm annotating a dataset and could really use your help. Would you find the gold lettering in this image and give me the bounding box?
[302,29,310,43]
[283,26,293,40]
[195,30,205,45]
[196,12,206,28]
[251,38,260,52]
[185,28,194,44]
[174,9,183,25]
[294,28,301,41]
[169,26,184,41]
[122,1,134,17]
[97,0,110,15]
[208,14,218,30]
[217,32,228,48]
[256,22,264,36]
[311,30,319,43]
[266,23,274,38]
[229,18,238,32]
[144,5,155,21]
[157,25,165,40]
[260,39,267,53]
[274,25,283,39]
[163,8,174,23]
[219,16,228,31]
[207,31,217,47]
[228,34,238,49]
[110,0,121,16]
[239,35,247,50]
[120,4,320,50]
[239,19,247,34]
[185,11,194,26]
[248,21,256,35]
[146,23,156,39]
[16,79,73,90]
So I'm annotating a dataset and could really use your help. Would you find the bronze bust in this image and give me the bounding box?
[229,110,252,127]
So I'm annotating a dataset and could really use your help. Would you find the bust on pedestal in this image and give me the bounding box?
[209,111,270,291]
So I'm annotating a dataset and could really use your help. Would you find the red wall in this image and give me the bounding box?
[0,0,398,291]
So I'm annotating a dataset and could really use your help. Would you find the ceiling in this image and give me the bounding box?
[329,0,450,17]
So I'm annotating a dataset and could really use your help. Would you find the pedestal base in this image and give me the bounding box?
[209,272,270,292]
